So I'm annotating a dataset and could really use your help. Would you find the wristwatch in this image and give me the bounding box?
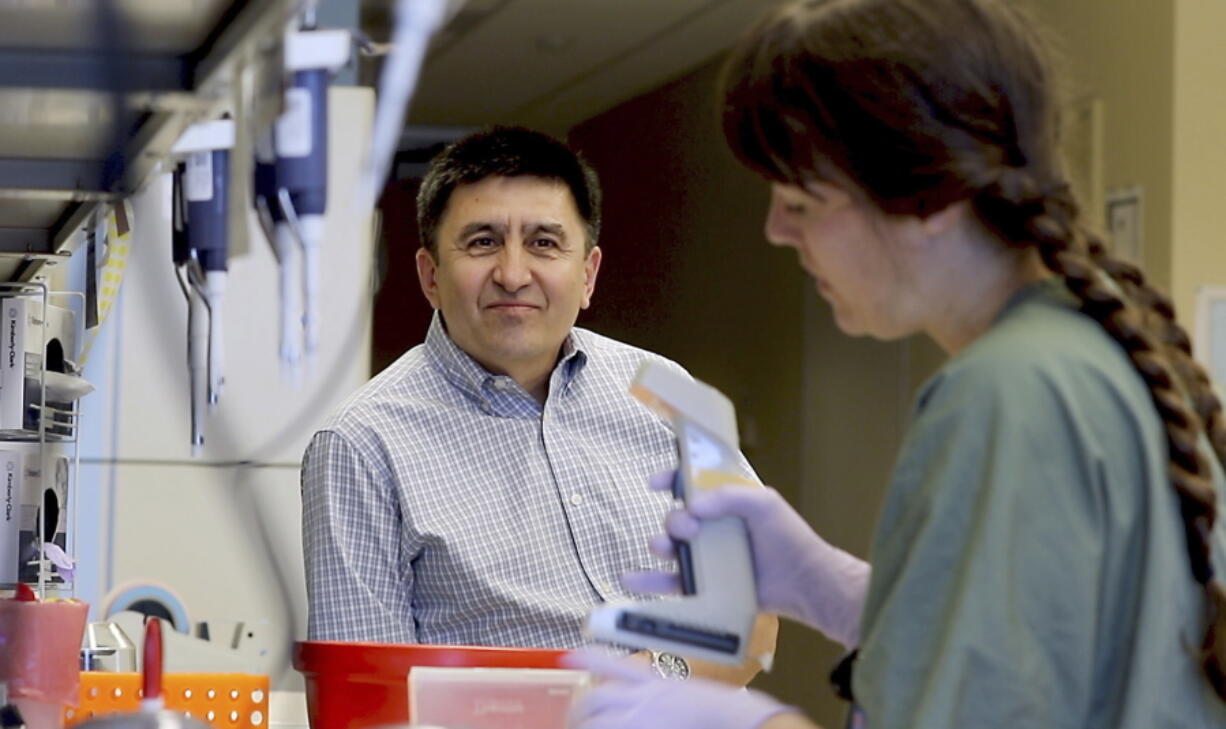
[650,651,691,681]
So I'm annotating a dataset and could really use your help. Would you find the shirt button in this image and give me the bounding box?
[569,493,583,506]
[601,582,615,595]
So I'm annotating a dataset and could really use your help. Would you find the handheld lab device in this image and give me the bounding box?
[253,19,351,375]
[185,142,229,410]
[170,118,235,454]
[586,362,759,665]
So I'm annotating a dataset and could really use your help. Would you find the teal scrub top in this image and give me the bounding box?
[852,280,1226,728]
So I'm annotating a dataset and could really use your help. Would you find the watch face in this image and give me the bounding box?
[654,652,691,681]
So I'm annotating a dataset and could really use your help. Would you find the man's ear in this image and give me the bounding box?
[415,247,441,309]
[580,246,602,310]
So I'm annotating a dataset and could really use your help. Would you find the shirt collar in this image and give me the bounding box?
[424,311,590,415]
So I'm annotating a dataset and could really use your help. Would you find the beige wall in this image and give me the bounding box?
[1034,0,1226,349]
[1172,0,1226,328]
[1031,0,1176,292]
[567,59,806,495]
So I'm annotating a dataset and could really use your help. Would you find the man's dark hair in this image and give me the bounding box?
[416,126,602,256]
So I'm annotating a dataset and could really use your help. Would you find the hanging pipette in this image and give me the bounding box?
[273,24,350,367]
[170,119,235,453]
[184,143,230,409]
[253,129,303,376]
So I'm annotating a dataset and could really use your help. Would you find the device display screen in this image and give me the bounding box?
[679,422,744,494]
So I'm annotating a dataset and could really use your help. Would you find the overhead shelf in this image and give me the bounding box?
[0,0,294,282]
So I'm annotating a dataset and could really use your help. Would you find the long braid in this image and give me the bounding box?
[979,168,1226,698]
[1084,238,1226,461]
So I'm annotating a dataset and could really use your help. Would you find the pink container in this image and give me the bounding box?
[409,666,589,729]
[0,596,89,729]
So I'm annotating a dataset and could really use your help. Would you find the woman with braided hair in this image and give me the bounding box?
[566,0,1226,727]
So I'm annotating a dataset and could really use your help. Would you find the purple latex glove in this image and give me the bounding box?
[564,649,797,729]
[625,473,870,649]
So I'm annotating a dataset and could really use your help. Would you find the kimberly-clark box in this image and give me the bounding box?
[0,449,20,584]
[16,444,71,586]
[0,297,76,435]
[408,667,588,729]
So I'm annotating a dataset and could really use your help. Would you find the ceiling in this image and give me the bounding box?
[363,0,782,135]
[0,0,292,282]
[0,0,235,53]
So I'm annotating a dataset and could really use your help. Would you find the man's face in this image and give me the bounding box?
[416,175,602,377]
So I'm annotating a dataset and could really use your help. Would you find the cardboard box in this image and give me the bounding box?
[0,298,77,436]
[16,445,71,586]
[0,449,21,584]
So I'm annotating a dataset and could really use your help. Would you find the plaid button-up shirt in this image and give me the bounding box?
[303,313,706,647]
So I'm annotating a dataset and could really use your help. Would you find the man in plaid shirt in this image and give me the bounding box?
[302,126,775,684]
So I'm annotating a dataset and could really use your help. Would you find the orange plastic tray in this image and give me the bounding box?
[293,641,568,729]
[65,673,269,728]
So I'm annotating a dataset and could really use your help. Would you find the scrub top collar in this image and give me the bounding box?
[992,275,1068,326]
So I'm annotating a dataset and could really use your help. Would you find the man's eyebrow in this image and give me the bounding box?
[457,221,506,239]
[524,222,566,237]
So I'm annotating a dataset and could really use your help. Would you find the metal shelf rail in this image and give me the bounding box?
[0,282,84,599]
[0,0,295,283]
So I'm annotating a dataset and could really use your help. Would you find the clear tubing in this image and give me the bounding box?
[274,222,303,376]
[298,213,325,359]
[187,282,208,457]
[204,270,227,409]
[354,0,448,215]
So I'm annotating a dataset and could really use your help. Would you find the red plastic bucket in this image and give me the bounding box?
[292,641,568,729]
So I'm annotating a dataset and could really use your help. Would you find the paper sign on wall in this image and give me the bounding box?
[1195,286,1226,395]
[1106,186,1143,264]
